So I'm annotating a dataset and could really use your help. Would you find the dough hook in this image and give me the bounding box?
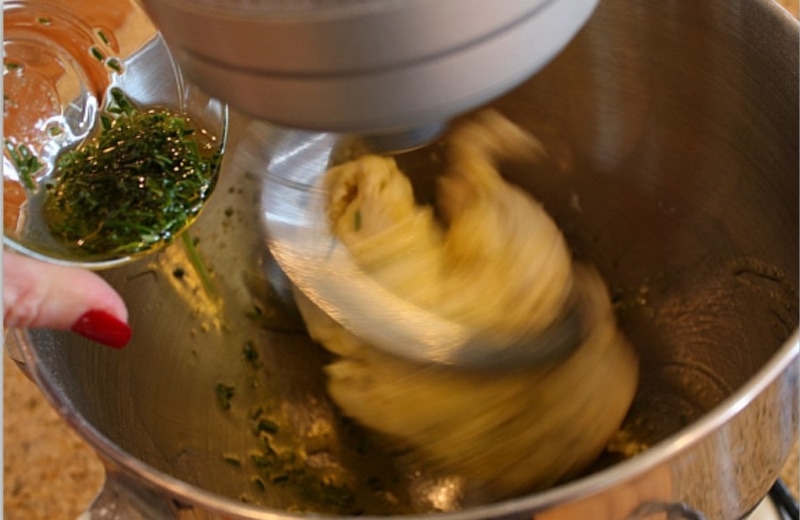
[257,126,584,370]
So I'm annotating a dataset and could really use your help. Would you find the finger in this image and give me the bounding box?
[3,251,131,348]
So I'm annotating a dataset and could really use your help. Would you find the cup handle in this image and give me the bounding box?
[81,468,178,520]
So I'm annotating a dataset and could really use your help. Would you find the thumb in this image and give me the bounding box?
[3,251,131,348]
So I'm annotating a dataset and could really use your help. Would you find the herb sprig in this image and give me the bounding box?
[4,139,42,190]
[44,88,222,256]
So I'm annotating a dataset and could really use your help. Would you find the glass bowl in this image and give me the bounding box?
[3,0,227,269]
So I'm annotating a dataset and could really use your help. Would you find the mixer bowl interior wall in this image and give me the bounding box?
[20,0,798,516]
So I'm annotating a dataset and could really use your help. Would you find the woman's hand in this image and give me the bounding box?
[3,251,131,348]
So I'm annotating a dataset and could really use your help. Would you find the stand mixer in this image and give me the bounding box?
[137,0,601,367]
[138,0,599,147]
[7,0,799,516]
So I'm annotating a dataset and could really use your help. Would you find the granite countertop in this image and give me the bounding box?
[4,1,799,518]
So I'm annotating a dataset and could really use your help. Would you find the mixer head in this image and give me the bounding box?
[139,0,599,150]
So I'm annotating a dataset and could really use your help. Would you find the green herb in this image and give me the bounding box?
[215,383,236,410]
[106,58,123,73]
[96,29,110,45]
[4,139,41,190]
[223,454,242,466]
[37,16,52,25]
[353,209,362,231]
[181,233,219,301]
[254,418,279,436]
[44,88,221,257]
[250,406,266,420]
[249,409,282,441]
[249,451,273,469]
[245,305,263,321]
[245,443,356,510]
[251,476,266,492]
[5,62,22,71]
[89,46,104,61]
[243,340,260,368]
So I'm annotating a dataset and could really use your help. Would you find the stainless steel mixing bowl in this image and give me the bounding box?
[7,0,798,518]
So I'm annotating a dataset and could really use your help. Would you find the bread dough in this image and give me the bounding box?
[295,110,639,498]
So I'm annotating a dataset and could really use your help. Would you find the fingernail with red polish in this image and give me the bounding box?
[71,310,132,349]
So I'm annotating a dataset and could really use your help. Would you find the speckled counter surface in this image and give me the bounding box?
[3,354,104,519]
[4,1,799,518]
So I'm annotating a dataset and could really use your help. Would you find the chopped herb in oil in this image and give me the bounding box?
[251,476,267,492]
[106,58,123,73]
[181,233,219,301]
[245,305,264,321]
[243,340,260,368]
[44,88,221,256]
[223,454,243,466]
[96,29,110,45]
[246,445,355,507]
[254,418,279,436]
[4,139,42,190]
[89,46,104,61]
[215,383,236,410]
